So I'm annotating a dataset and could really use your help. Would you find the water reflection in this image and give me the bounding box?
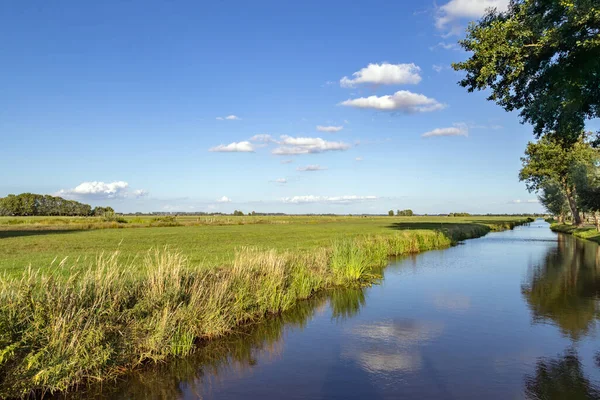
[330,288,366,321]
[524,349,600,400]
[522,234,600,340]
[65,288,368,399]
[342,319,444,374]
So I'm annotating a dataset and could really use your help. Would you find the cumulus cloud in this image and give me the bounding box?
[209,141,255,152]
[436,0,510,34]
[340,63,422,87]
[422,123,468,138]
[281,195,378,204]
[340,90,445,113]
[272,136,350,155]
[249,134,274,142]
[57,181,148,199]
[132,189,149,198]
[296,165,327,172]
[355,157,364,161]
[217,196,232,203]
[217,115,240,120]
[510,199,539,204]
[316,125,343,133]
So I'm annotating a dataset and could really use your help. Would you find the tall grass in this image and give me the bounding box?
[0,226,505,398]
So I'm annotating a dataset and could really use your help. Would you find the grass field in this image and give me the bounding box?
[0,215,529,276]
[0,215,531,397]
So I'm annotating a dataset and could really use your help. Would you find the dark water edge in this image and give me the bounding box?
[60,220,600,400]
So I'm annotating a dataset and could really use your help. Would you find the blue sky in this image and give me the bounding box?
[0,0,554,214]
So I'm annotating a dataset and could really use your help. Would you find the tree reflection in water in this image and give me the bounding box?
[522,234,600,399]
[521,234,600,340]
[525,349,600,400]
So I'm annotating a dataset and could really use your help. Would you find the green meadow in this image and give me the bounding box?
[0,215,528,275]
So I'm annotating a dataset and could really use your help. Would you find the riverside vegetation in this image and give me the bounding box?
[0,216,530,398]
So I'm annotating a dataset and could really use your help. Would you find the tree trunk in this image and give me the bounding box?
[565,186,582,226]
[595,212,600,232]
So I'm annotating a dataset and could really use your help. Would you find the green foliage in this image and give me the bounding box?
[449,212,471,217]
[538,181,570,221]
[453,0,600,143]
[233,210,244,216]
[388,210,394,216]
[0,193,93,216]
[92,206,115,216]
[519,135,598,224]
[396,209,414,216]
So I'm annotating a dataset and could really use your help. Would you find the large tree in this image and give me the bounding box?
[519,135,597,225]
[453,0,600,143]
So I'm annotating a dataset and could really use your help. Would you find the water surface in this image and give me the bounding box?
[83,220,600,399]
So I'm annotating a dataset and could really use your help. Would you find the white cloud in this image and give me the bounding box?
[510,199,539,204]
[272,136,350,155]
[316,125,343,133]
[217,196,232,203]
[57,181,148,200]
[340,90,445,113]
[422,123,468,138]
[274,178,287,184]
[133,189,149,198]
[216,115,240,121]
[340,63,422,87]
[281,195,378,204]
[355,157,364,161]
[433,64,451,72]
[249,134,274,142]
[436,0,510,33]
[209,141,255,152]
[296,165,327,172]
[280,159,294,164]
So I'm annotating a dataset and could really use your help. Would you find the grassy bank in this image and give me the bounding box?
[550,223,600,244]
[0,216,529,276]
[0,217,530,398]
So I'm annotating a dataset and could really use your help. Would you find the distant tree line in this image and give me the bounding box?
[449,213,471,217]
[0,193,113,217]
[388,209,414,216]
